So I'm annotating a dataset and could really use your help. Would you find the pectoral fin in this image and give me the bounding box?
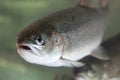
[45,59,84,67]
[90,46,110,60]
[59,59,85,68]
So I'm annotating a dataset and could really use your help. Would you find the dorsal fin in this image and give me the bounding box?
[100,0,110,8]
[77,0,110,8]
[78,0,92,8]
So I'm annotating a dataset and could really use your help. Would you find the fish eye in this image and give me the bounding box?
[35,36,45,45]
[37,36,42,42]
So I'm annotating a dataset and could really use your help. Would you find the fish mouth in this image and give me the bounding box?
[16,43,44,56]
[16,43,31,50]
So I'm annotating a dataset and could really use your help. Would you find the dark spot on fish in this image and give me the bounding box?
[71,16,76,22]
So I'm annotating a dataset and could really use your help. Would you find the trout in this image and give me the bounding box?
[16,0,109,67]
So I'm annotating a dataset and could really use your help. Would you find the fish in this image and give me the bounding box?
[16,0,109,67]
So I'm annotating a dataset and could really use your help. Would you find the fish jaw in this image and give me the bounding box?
[16,43,64,66]
[16,43,84,67]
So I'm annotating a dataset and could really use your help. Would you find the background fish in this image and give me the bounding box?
[16,0,109,67]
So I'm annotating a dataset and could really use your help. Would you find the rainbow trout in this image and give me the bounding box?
[16,0,109,67]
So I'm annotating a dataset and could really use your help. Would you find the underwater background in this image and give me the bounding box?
[0,0,120,80]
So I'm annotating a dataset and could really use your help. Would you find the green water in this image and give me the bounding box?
[0,0,120,80]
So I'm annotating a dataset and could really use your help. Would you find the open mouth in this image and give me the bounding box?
[16,43,31,50]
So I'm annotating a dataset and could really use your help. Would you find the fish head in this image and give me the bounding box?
[16,21,64,66]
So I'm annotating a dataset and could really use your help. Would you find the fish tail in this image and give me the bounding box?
[77,0,92,7]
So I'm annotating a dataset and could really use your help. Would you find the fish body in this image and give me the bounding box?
[16,0,109,67]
